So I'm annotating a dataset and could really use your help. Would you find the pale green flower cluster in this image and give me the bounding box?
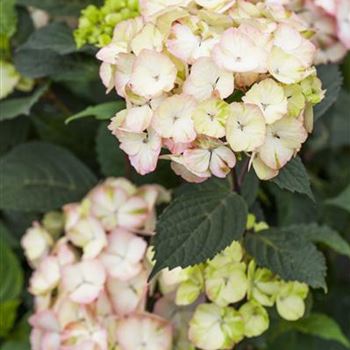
[157,215,309,350]
[74,0,139,48]
[0,60,34,99]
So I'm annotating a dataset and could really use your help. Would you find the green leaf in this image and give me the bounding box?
[271,157,314,201]
[14,49,96,79]
[16,0,103,16]
[19,22,76,55]
[0,241,23,302]
[150,190,248,278]
[289,313,350,348]
[0,0,17,39]
[286,224,350,258]
[0,117,30,157]
[244,228,327,290]
[326,184,350,213]
[0,142,97,212]
[0,84,48,121]
[330,90,350,148]
[0,220,19,249]
[95,122,127,177]
[314,64,343,121]
[1,341,30,350]
[66,101,125,124]
[175,177,231,197]
[0,299,20,337]
[241,170,259,207]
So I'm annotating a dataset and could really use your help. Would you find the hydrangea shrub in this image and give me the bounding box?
[23,178,312,350]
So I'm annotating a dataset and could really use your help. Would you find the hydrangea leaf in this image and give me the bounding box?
[285,223,350,258]
[330,90,350,148]
[0,0,17,39]
[283,313,350,349]
[0,84,48,121]
[150,190,248,278]
[271,157,314,201]
[314,64,343,121]
[0,241,23,302]
[66,101,125,124]
[19,22,76,55]
[96,122,126,177]
[0,142,97,212]
[326,184,350,213]
[244,228,327,290]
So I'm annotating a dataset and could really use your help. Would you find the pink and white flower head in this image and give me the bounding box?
[116,314,173,350]
[29,310,61,350]
[64,205,107,260]
[21,222,53,267]
[95,0,325,183]
[88,179,149,231]
[283,0,349,63]
[62,259,106,304]
[107,269,148,315]
[29,256,60,296]
[100,228,147,280]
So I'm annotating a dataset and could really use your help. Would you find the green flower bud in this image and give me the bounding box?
[247,260,280,307]
[16,76,35,92]
[300,75,325,105]
[284,84,306,118]
[205,262,248,306]
[42,211,65,239]
[240,301,269,338]
[0,61,20,99]
[276,281,309,321]
[246,213,256,230]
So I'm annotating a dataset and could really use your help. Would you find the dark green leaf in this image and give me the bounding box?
[175,177,231,197]
[0,117,30,157]
[19,22,76,55]
[66,101,125,124]
[0,241,23,302]
[12,7,35,46]
[0,0,17,39]
[14,49,93,79]
[151,191,248,278]
[330,91,350,148]
[95,122,126,177]
[241,170,259,207]
[0,142,97,212]
[0,299,20,337]
[326,184,350,213]
[315,64,343,121]
[0,84,48,121]
[271,157,314,201]
[287,314,350,348]
[285,224,350,258]
[244,228,327,290]
[16,0,103,16]
[1,341,30,350]
[0,221,19,249]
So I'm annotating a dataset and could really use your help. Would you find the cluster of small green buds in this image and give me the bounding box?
[159,214,310,349]
[74,0,139,48]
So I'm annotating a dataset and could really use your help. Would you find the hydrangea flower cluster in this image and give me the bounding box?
[22,179,310,350]
[95,0,325,183]
[283,0,350,63]
[74,0,139,48]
